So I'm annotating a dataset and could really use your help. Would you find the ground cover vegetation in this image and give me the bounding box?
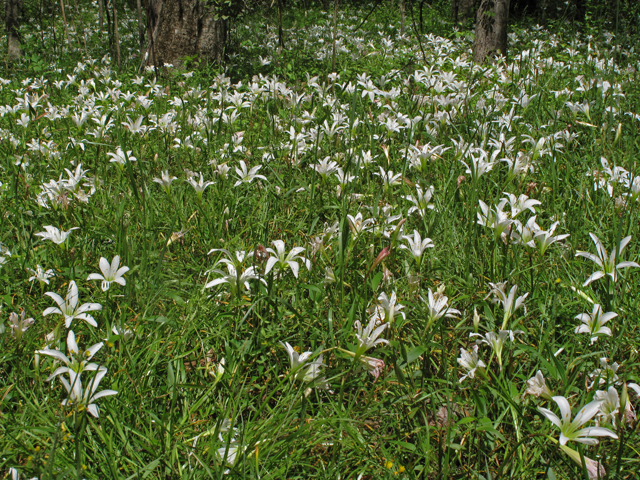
[2,1,640,478]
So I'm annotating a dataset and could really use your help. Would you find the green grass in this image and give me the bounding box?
[1,2,640,479]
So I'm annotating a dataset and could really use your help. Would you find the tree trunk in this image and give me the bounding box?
[145,0,227,69]
[473,0,510,64]
[6,0,24,59]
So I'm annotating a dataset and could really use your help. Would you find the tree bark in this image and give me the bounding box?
[473,0,510,64]
[145,0,227,69]
[6,0,24,59]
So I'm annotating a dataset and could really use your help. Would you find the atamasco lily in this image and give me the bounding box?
[400,230,434,268]
[87,255,130,291]
[280,342,327,393]
[537,396,618,445]
[470,329,521,370]
[574,304,616,344]
[575,233,639,286]
[43,280,102,328]
[35,225,79,246]
[457,345,486,383]
[369,291,405,325]
[59,367,117,417]
[36,329,103,380]
[421,286,460,331]
[264,240,311,279]
[486,282,528,330]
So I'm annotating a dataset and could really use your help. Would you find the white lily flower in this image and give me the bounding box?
[234,160,267,186]
[457,345,485,383]
[280,342,326,389]
[153,170,177,194]
[470,329,521,370]
[9,310,35,341]
[594,386,620,427]
[574,304,616,344]
[264,240,310,278]
[370,291,405,325]
[107,147,136,167]
[477,199,512,243]
[37,330,103,381]
[354,316,389,357]
[525,370,553,400]
[35,226,79,245]
[43,280,102,328]
[421,286,460,329]
[205,263,261,296]
[503,192,541,218]
[486,282,528,330]
[347,212,374,238]
[576,233,639,286]
[60,367,117,417]
[533,221,570,256]
[87,255,129,291]
[400,230,434,268]
[537,396,618,445]
[404,185,435,218]
[186,172,214,200]
[27,264,55,286]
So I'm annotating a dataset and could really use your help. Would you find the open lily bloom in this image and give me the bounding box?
[87,255,130,291]
[43,281,102,328]
[35,225,79,245]
[537,396,618,445]
[576,233,639,286]
[457,345,485,383]
[264,240,310,279]
[60,367,117,418]
[574,304,616,344]
[37,330,103,381]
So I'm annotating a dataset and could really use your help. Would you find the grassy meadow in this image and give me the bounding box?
[1,3,640,479]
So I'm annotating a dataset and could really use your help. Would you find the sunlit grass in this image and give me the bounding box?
[1,3,640,479]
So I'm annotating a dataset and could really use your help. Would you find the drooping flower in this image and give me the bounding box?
[87,255,129,292]
[43,281,102,328]
[575,233,639,286]
[537,396,618,445]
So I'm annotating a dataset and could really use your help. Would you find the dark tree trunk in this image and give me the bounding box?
[6,0,24,59]
[145,0,227,69]
[473,0,510,64]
